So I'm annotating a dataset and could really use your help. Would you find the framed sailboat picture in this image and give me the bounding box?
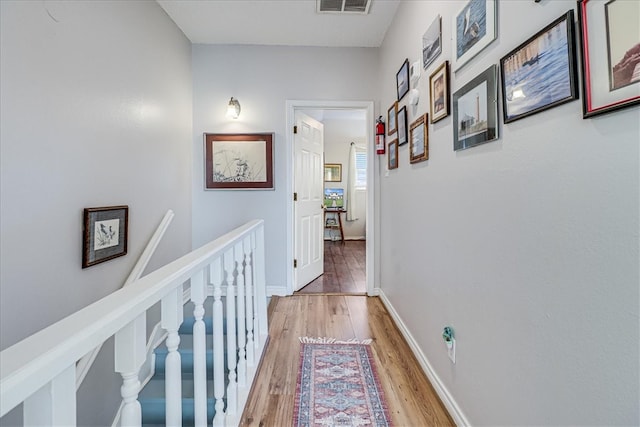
[500,11,579,123]
[452,0,497,71]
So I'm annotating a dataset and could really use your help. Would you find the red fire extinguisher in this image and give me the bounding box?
[375,116,385,155]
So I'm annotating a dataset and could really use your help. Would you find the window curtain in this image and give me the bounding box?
[346,142,358,221]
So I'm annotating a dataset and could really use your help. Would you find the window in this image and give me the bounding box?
[355,150,367,189]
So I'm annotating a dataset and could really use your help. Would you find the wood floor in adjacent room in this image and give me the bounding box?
[240,295,454,426]
[296,240,366,294]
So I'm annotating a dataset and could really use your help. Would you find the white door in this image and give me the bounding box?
[294,112,324,291]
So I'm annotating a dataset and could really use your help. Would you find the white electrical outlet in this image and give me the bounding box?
[447,338,456,363]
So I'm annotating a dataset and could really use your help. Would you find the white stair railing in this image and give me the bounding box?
[76,209,175,389]
[0,219,269,427]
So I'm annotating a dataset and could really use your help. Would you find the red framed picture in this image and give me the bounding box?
[577,0,640,117]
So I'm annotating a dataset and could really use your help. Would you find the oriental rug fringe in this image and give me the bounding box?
[293,337,393,427]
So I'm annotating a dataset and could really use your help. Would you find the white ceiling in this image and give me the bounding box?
[157,0,401,47]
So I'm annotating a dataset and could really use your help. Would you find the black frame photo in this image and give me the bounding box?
[396,59,410,101]
[83,206,128,268]
[500,10,579,123]
[409,114,429,164]
[397,105,408,146]
[429,61,451,123]
[452,0,498,71]
[577,0,640,118]
[453,65,499,151]
[204,133,274,190]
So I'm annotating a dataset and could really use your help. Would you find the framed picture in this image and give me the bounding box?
[83,206,128,268]
[388,139,399,170]
[578,0,640,118]
[423,15,442,70]
[397,106,408,146]
[500,11,579,123]
[324,163,342,182]
[429,61,451,123]
[387,102,398,135]
[396,59,410,101]
[409,114,429,163]
[453,65,499,151]
[452,0,497,71]
[204,133,274,189]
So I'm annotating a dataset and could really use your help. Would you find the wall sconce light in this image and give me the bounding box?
[226,97,241,119]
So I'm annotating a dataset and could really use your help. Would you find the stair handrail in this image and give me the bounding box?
[75,209,175,389]
[0,219,266,420]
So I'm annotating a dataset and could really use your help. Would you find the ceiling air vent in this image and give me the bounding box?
[317,0,371,14]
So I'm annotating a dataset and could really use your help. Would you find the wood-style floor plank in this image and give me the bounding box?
[297,241,366,294]
[240,295,454,426]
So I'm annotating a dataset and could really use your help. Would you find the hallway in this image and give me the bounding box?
[296,240,366,294]
[240,295,454,426]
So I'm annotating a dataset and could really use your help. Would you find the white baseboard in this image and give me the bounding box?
[267,285,287,296]
[378,290,471,427]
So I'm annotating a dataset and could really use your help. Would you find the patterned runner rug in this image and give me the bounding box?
[293,337,393,426]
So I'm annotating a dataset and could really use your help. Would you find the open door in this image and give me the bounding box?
[294,112,324,291]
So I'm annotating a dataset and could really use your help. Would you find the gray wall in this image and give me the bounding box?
[0,1,192,424]
[191,45,378,291]
[378,1,639,425]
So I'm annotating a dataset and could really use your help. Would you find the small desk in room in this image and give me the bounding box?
[324,208,346,243]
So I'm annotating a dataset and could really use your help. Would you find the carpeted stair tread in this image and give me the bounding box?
[140,397,216,426]
[153,348,229,379]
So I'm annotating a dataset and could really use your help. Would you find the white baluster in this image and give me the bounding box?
[115,314,146,427]
[162,287,184,426]
[236,236,249,387]
[225,249,238,415]
[209,258,225,426]
[245,234,255,366]
[191,270,208,427]
[24,364,76,426]
[254,224,268,344]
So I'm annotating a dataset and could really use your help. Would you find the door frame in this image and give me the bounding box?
[285,100,378,296]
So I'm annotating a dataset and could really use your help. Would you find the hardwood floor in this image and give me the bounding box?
[296,240,366,294]
[240,295,454,426]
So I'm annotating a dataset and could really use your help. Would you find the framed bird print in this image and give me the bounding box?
[83,205,128,268]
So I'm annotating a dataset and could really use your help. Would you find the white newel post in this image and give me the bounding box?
[225,248,238,415]
[191,270,208,427]
[162,286,184,426]
[255,225,268,343]
[115,314,146,427]
[210,258,225,426]
[245,234,255,366]
[23,364,76,426]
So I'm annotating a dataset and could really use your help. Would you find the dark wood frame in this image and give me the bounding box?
[83,205,128,268]
[387,102,398,135]
[500,10,579,123]
[324,163,342,182]
[577,0,640,118]
[396,59,410,101]
[453,65,499,151]
[429,61,451,123]
[388,139,399,170]
[204,133,274,189]
[409,114,429,163]
[397,106,408,146]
